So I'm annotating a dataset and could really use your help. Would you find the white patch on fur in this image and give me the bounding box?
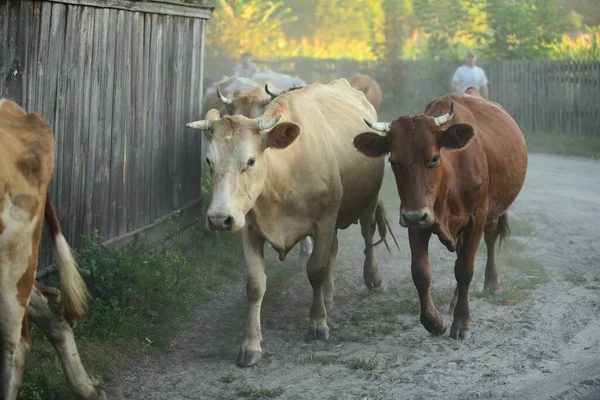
[0,98,7,108]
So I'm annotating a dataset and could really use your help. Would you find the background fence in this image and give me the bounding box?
[205,56,600,135]
[0,0,212,273]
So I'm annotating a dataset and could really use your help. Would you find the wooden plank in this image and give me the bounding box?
[108,9,127,237]
[130,11,145,232]
[3,0,21,102]
[89,7,106,238]
[25,2,41,112]
[172,16,185,210]
[98,8,118,239]
[42,0,213,19]
[141,13,152,227]
[148,13,162,221]
[79,5,96,240]
[60,4,82,243]
[119,12,133,235]
[48,2,68,230]
[161,15,173,216]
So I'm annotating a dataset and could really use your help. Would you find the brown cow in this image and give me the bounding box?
[347,73,383,111]
[354,89,527,340]
[0,99,103,399]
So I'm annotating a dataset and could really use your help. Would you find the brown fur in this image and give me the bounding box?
[346,73,383,111]
[354,92,527,339]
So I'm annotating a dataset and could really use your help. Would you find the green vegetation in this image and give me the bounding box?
[309,354,378,371]
[565,271,587,286]
[524,131,600,159]
[204,0,599,61]
[236,385,284,399]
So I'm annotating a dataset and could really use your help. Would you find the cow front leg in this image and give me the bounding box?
[298,236,313,265]
[306,219,336,340]
[450,217,485,340]
[409,228,446,335]
[360,199,382,289]
[28,283,105,399]
[237,226,267,367]
[323,232,338,310]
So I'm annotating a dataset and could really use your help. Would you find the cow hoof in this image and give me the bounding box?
[236,349,262,367]
[308,325,330,341]
[364,278,383,291]
[483,283,498,294]
[421,308,446,335]
[449,326,471,340]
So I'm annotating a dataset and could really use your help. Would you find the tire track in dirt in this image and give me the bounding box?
[111,153,600,400]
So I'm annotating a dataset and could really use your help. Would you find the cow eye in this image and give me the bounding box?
[247,158,256,167]
[206,158,213,170]
[431,155,440,166]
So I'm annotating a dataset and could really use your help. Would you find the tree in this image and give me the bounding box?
[205,0,295,59]
[484,0,573,59]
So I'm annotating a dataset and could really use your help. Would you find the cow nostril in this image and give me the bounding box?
[420,213,429,222]
[223,216,233,228]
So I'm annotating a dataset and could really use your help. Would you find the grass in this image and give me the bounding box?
[236,385,284,399]
[309,354,378,371]
[523,131,600,159]
[565,271,587,286]
[19,172,246,400]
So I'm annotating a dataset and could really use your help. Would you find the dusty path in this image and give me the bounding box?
[111,153,600,400]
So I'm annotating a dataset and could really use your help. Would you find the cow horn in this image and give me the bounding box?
[364,119,391,133]
[265,84,282,98]
[433,101,454,126]
[216,85,232,105]
[186,120,212,130]
[256,115,281,131]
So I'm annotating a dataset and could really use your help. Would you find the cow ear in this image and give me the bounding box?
[440,123,474,150]
[353,132,389,157]
[264,122,300,149]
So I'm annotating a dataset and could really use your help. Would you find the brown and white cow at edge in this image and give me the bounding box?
[0,99,103,400]
[187,79,396,367]
[353,88,527,340]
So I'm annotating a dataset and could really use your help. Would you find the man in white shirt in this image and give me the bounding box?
[234,52,259,79]
[451,51,489,99]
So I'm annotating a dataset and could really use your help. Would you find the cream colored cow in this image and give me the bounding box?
[187,78,392,367]
[0,99,103,399]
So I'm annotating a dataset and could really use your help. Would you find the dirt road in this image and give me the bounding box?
[111,153,600,400]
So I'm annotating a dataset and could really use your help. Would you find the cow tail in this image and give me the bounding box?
[497,213,510,250]
[45,196,89,324]
[372,199,401,253]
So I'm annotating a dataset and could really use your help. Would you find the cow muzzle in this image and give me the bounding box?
[207,213,234,231]
[400,209,435,228]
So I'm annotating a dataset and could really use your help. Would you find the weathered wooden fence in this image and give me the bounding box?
[205,56,600,134]
[0,0,213,273]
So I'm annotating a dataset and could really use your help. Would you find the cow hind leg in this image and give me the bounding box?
[28,283,105,399]
[450,216,485,340]
[360,199,382,290]
[483,213,509,293]
[306,218,336,341]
